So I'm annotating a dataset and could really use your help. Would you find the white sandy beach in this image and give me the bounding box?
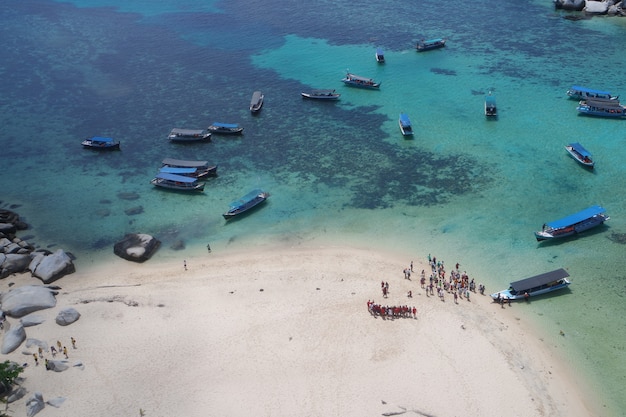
[1,245,601,417]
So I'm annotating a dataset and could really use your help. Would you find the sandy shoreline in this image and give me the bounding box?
[1,245,602,417]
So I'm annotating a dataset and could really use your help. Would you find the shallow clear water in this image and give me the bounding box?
[1,0,625,413]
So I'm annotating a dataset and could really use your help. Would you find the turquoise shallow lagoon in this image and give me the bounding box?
[1,0,625,414]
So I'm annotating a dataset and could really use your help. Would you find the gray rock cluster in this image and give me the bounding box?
[113,233,161,262]
[0,210,75,283]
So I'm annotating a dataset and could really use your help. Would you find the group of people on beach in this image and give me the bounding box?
[30,337,77,370]
[369,254,486,319]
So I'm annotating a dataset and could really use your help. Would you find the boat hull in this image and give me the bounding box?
[150,179,205,192]
[565,145,594,168]
[491,279,570,301]
[301,91,340,100]
[223,191,269,220]
[82,142,120,150]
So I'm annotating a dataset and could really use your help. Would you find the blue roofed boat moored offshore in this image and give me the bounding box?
[81,136,120,150]
[150,172,205,192]
[484,93,497,117]
[535,205,609,241]
[375,48,385,63]
[566,86,618,101]
[223,189,270,220]
[398,113,414,137]
[208,122,244,135]
[341,72,381,89]
[565,142,594,168]
[576,98,626,118]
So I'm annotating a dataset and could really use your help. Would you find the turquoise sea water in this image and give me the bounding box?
[1,0,625,413]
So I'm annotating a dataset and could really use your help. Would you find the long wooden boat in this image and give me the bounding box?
[375,48,385,63]
[491,268,570,301]
[81,136,120,150]
[485,93,497,117]
[161,158,218,177]
[565,142,594,169]
[566,86,618,101]
[341,72,381,89]
[168,128,211,142]
[223,189,269,220]
[208,122,244,135]
[150,172,205,192]
[398,113,414,137]
[576,99,626,118]
[250,91,264,113]
[535,205,609,241]
[301,89,341,100]
[416,38,446,52]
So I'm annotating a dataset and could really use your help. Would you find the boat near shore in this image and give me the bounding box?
[81,136,120,150]
[301,89,341,100]
[208,122,244,135]
[168,128,211,142]
[485,93,497,118]
[491,268,571,301]
[161,158,217,177]
[565,142,594,168]
[534,205,609,241]
[566,85,618,101]
[375,48,385,63]
[416,38,446,52]
[398,113,414,137]
[576,98,626,118]
[150,172,205,192]
[223,189,269,220]
[341,72,381,89]
[250,91,264,113]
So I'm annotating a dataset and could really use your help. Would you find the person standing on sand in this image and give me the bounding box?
[63,346,68,359]
[207,243,211,253]
[184,260,187,271]
[50,346,57,357]
[410,261,413,272]
[71,337,77,349]
[57,340,62,352]
[33,354,38,366]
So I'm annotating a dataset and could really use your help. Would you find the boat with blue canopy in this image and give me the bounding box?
[161,158,218,177]
[566,86,618,101]
[576,98,626,118]
[208,122,244,135]
[565,142,594,168]
[535,205,609,241]
[491,268,571,301]
[485,93,497,117]
[168,128,211,142]
[82,136,120,150]
[223,189,269,220]
[150,172,205,192]
[341,72,381,89]
[398,113,414,137]
[416,38,446,52]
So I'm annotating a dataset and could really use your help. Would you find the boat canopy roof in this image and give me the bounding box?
[346,73,375,82]
[569,142,591,157]
[423,38,444,44]
[211,122,240,128]
[159,167,197,175]
[90,136,115,142]
[570,86,612,95]
[546,205,606,229]
[170,128,205,135]
[162,158,209,168]
[156,173,197,183]
[399,113,411,125]
[376,48,384,55]
[485,95,497,106]
[229,189,264,208]
[509,268,570,293]
[582,99,624,108]
[251,91,263,101]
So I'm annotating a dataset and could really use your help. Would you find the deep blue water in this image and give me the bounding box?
[1,1,625,413]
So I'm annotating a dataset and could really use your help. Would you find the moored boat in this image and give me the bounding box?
[250,91,264,113]
[535,205,609,241]
[223,189,269,220]
[375,48,385,63]
[168,128,211,142]
[566,86,618,101]
[81,136,120,150]
[576,98,626,118]
[341,72,381,89]
[301,89,341,100]
[490,268,571,301]
[161,158,218,177]
[150,172,205,192]
[416,38,446,52]
[485,93,497,117]
[398,113,414,137]
[208,122,244,135]
[565,142,594,168]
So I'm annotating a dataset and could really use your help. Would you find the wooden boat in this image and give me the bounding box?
[534,205,609,241]
[81,136,120,150]
[208,122,244,135]
[301,89,341,100]
[168,128,211,142]
[161,158,218,177]
[416,38,446,52]
[223,189,269,220]
[375,48,385,63]
[398,113,414,137]
[566,86,618,101]
[491,268,570,301]
[485,93,497,117]
[150,172,205,192]
[250,91,264,113]
[341,72,381,89]
[576,99,626,118]
[565,142,594,168]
